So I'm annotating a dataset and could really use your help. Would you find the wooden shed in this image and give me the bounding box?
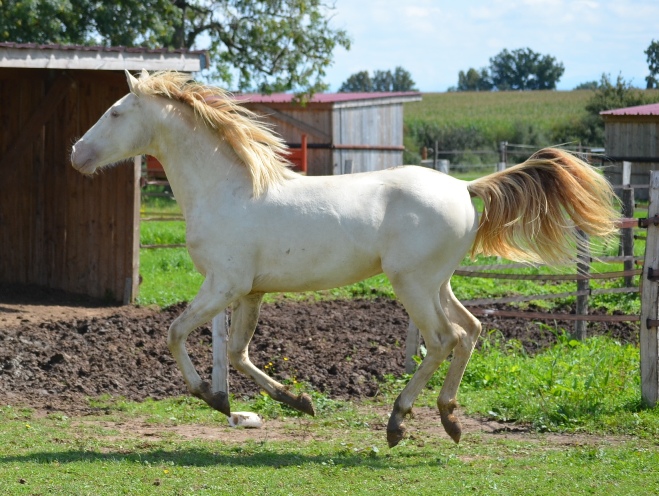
[0,43,207,303]
[241,92,422,176]
[601,103,659,200]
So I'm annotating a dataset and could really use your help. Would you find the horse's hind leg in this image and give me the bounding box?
[167,276,234,415]
[228,293,315,416]
[387,276,461,448]
[436,281,482,443]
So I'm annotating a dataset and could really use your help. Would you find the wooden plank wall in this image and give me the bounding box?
[0,68,139,302]
[604,119,659,200]
[246,101,406,176]
[333,103,404,173]
[245,103,334,176]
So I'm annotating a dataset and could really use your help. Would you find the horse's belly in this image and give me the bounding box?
[251,248,382,293]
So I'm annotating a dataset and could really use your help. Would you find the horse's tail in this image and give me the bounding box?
[466,147,618,265]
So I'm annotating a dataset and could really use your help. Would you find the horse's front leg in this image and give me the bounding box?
[228,293,316,416]
[167,276,235,416]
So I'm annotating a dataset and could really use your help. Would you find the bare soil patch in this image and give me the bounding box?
[0,284,638,422]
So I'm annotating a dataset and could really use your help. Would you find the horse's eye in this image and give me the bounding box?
[110,110,120,118]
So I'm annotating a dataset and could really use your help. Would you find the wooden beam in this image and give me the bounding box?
[0,72,74,171]
[640,171,659,406]
[250,103,332,141]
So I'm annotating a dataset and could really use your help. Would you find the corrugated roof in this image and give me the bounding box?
[0,42,208,71]
[240,91,422,105]
[242,91,422,103]
[600,102,659,116]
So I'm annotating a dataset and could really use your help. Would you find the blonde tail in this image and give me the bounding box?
[467,148,618,265]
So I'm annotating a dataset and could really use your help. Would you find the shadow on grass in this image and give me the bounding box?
[0,446,427,469]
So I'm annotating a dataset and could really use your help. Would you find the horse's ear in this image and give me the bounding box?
[140,69,149,80]
[125,70,139,93]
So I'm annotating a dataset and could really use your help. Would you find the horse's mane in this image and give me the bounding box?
[132,71,294,197]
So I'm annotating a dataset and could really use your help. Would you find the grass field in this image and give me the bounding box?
[2,331,659,495]
[405,90,592,133]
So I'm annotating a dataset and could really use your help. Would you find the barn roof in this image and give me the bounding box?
[240,91,422,108]
[0,42,208,72]
[600,102,659,116]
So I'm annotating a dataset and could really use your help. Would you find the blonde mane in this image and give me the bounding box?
[132,71,294,197]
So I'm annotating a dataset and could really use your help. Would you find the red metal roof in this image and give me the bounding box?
[600,103,659,116]
[239,91,422,104]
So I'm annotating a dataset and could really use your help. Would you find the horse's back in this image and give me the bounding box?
[279,166,478,270]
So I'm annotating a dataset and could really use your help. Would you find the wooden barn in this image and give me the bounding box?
[601,103,659,200]
[240,92,422,176]
[0,43,207,303]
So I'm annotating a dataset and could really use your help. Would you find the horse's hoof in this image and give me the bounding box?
[439,398,462,444]
[295,392,316,417]
[194,381,231,416]
[208,390,231,417]
[386,424,406,448]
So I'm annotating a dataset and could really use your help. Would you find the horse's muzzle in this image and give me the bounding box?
[70,141,97,175]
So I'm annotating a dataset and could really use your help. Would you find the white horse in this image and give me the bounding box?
[71,70,617,447]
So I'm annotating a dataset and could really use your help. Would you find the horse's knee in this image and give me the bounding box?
[167,322,184,352]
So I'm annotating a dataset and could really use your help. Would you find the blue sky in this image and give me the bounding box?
[324,0,659,92]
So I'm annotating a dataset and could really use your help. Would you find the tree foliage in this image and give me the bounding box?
[0,0,350,94]
[338,66,417,92]
[456,67,493,91]
[645,39,659,89]
[338,70,372,92]
[489,48,564,90]
[454,47,564,91]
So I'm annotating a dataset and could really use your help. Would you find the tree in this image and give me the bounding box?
[456,67,493,91]
[574,80,599,90]
[372,69,394,92]
[338,66,417,92]
[489,48,564,90]
[645,39,659,89]
[0,0,350,94]
[390,66,418,91]
[338,70,372,92]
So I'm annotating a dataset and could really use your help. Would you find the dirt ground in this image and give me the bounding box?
[0,283,638,417]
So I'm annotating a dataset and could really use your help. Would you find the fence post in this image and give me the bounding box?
[433,140,438,170]
[405,320,421,374]
[497,141,507,172]
[343,159,353,175]
[574,229,590,341]
[212,310,230,394]
[621,186,635,287]
[622,161,632,187]
[640,171,659,407]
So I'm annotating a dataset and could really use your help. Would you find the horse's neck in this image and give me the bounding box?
[150,115,252,218]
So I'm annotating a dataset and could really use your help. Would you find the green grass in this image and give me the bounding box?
[2,333,659,495]
[3,408,658,495]
[405,90,592,137]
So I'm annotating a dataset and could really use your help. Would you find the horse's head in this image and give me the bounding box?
[71,71,152,175]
